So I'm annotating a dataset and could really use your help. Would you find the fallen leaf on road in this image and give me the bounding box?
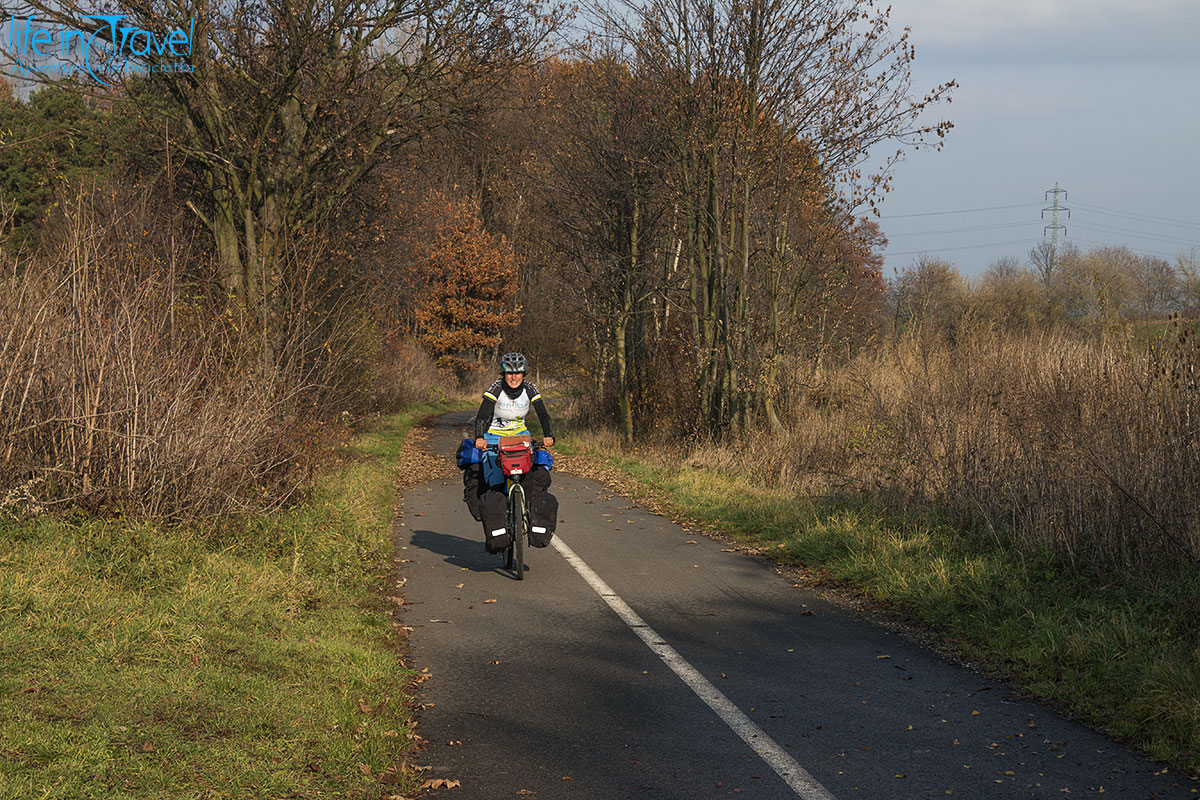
[687,540,697,544]
[562,776,575,781]
[421,778,461,789]
[429,619,452,624]
[489,660,500,665]
[876,654,891,660]
[455,583,464,589]
[484,599,497,604]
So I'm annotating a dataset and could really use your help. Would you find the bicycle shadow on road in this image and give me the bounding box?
[409,528,526,578]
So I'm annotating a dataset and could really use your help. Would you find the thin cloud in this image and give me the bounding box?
[895,0,1200,62]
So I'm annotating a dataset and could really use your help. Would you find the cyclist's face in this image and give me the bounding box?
[504,371,524,388]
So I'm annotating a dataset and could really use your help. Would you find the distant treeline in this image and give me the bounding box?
[889,245,1200,332]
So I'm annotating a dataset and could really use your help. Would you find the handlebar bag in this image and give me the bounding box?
[498,435,533,476]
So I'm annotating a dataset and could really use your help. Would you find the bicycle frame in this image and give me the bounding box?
[483,440,543,579]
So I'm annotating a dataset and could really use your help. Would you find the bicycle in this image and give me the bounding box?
[484,436,546,580]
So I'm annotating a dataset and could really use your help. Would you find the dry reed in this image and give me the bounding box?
[691,324,1200,572]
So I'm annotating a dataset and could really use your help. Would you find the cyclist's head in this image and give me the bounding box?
[499,352,527,376]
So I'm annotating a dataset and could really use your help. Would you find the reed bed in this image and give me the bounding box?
[686,325,1200,573]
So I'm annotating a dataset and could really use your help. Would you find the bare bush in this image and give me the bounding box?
[0,183,433,519]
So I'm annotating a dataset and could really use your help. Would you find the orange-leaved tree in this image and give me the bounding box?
[412,196,520,374]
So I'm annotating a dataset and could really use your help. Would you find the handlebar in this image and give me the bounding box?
[481,440,547,452]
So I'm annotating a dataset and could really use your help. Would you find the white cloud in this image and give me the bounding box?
[892,0,1200,61]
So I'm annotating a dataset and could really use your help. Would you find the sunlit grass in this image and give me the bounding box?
[0,403,455,799]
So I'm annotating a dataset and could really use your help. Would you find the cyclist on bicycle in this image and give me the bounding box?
[465,352,557,552]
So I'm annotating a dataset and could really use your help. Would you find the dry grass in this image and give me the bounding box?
[686,323,1200,574]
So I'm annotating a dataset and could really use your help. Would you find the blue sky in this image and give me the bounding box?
[873,0,1200,278]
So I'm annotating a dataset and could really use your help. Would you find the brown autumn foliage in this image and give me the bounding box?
[409,195,521,374]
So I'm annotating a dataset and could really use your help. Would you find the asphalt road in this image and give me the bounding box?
[397,412,1193,799]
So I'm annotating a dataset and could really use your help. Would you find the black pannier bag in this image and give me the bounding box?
[480,491,508,552]
[519,466,557,547]
[462,464,484,521]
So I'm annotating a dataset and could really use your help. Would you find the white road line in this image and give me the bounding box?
[552,536,838,800]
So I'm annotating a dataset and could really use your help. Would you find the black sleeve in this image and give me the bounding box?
[532,396,553,439]
[474,396,495,440]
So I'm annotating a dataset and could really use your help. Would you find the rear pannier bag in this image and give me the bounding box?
[480,491,507,549]
[527,489,558,547]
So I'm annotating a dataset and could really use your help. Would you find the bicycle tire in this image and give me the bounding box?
[510,484,526,580]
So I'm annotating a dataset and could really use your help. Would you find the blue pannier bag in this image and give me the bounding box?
[456,438,481,469]
[533,448,553,470]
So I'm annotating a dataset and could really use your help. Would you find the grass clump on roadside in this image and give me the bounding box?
[564,443,1200,774]
[0,403,454,800]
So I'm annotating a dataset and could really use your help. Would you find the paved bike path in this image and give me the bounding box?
[397,413,1193,798]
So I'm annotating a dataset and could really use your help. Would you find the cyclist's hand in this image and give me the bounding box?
[474,437,486,450]
[543,436,555,448]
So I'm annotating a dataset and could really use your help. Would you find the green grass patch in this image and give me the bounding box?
[577,449,1200,773]
[0,403,458,799]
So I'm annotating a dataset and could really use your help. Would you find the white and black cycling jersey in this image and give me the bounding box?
[474,379,554,439]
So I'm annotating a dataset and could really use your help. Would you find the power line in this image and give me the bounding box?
[1071,201,1200,231]
[887,220,1037,238]
[888,237,1041,257]
[879,202,1041,219]
[1072,221,1200,248]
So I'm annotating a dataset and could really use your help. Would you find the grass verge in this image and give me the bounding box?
[0,402,459,800]
[560,441,1200,775]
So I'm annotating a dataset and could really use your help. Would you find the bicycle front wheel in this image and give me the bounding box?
[510,484,526,580]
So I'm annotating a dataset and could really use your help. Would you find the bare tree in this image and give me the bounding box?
[1131,255,1178,321]
[1177,249,1200,318]
[2,0,557,359]
[595,0,954,433]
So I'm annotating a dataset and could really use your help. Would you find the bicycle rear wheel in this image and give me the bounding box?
[510,484,526,580]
